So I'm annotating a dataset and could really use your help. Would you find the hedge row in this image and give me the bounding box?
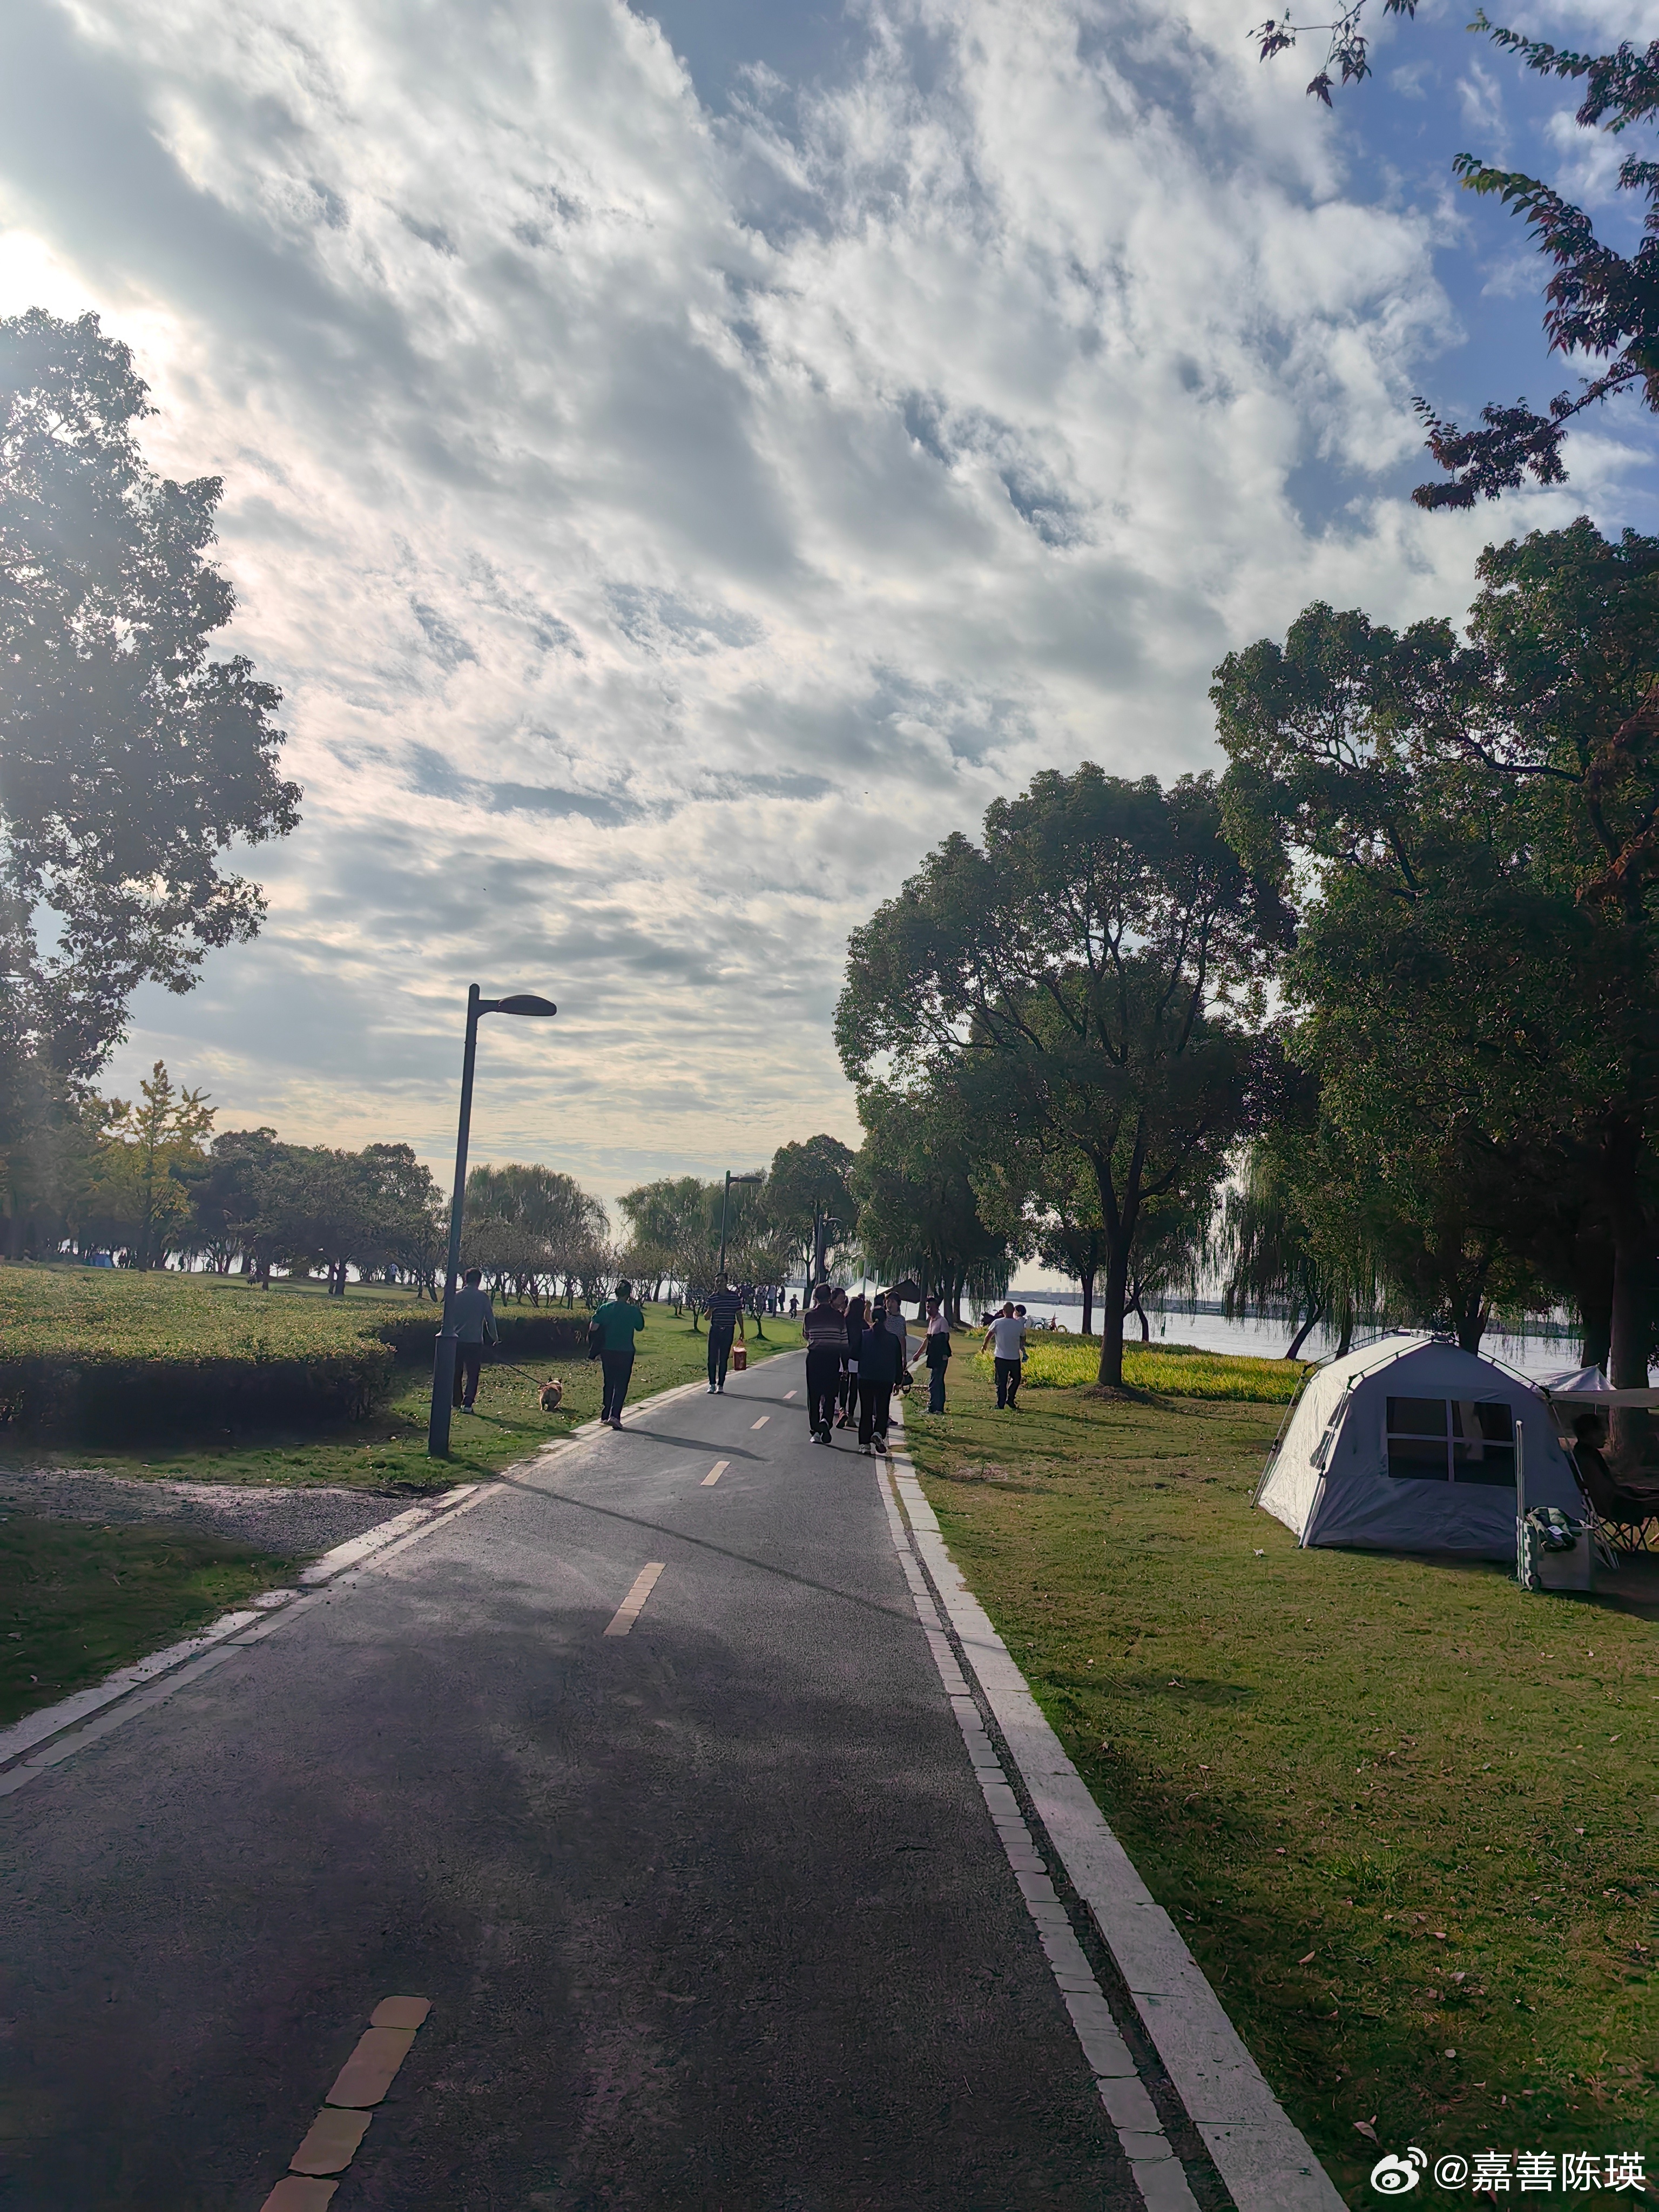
[0,1344,396,1441]
[374,1312,592,1364]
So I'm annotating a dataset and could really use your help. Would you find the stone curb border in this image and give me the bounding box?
[0,1363,727,1798]
[884,1413,1345,2212]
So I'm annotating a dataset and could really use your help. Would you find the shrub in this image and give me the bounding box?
[0,1264,401,1438]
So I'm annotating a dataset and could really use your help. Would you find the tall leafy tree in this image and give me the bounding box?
[763,1134,859,1279]
[837,767,1290,1384]
[1215,520,1659,1391]
[852,1083,1013,1322]
[0,309,298,1130]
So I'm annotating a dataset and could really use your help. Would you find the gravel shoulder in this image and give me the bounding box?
[0,1470,409,1559]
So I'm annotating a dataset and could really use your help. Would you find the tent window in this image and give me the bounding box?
[1387,1397,1449,1479]
[1452,1399,1515,1486]
[1386,1395,1515,1484]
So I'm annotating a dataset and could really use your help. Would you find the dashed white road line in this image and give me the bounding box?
[750,1415,769,1429]
[702,1461,729,1486]
[603,1563,666,1637]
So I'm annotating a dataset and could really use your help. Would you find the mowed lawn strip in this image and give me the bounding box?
[0,1516,299,1728]
[2,1285,801,1494]
[905,1344,1657,2202]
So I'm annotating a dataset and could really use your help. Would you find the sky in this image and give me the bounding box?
[3,0,1658,1223]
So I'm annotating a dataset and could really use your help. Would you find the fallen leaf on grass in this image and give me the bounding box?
[1299,1950,1316,1964]
[1354,2120,1378,2142]
[1452,1972,1466,1984]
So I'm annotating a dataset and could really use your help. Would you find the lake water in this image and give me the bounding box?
[995,1301,1583,1383]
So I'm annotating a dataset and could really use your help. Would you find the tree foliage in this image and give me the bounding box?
[837,766,1289,1383]
[1252,8,1659,504]
[1215,518,1659,1398]
[1,311,299,1108]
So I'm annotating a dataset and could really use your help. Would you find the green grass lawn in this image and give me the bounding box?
[1,1293,801,1494]
[0,1516,299,1728]
[907,1350,1657,2203]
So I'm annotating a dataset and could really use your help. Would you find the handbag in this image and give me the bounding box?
[587,1316,604,1361]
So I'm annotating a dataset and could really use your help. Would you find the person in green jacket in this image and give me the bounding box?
[592,1281,646,1428]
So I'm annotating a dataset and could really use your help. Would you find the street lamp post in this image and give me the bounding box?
[717,1169,762,1286]
[428,985,557,1458]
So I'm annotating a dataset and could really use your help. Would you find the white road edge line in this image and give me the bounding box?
[603,1562,666,1637]
[873,1453,1198,2212]
[0,1362,730,1793]
[884,1402,1345,2212]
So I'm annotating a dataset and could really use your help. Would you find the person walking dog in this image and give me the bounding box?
[591,1279,646,1428]
[923,1294,952,1413]
[857,1296,903,1454]
[801,1283,845,1444]
[704,1276,745,1392]
[451,1266,499,1411]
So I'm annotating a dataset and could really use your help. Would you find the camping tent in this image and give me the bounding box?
[1257,1335,1582,1559]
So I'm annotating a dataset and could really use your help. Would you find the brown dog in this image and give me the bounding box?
[539,1378,564,1412]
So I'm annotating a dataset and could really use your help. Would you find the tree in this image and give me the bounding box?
[1253,9,1659,505]
[763,1135,860,1281]
[465,1163,608,1299]
[1214,521,1659,1395]
[0,309,299,1127]
[73,1059,214,1267]
[619,1176,715,1316]
[852,1084,1013,1322]
[837,767,1290,1384]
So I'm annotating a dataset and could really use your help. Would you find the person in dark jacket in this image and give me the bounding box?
[857,1297,903,1453]
[922,1293,951,1413]
[800,1283,845,1444]
[838,1291,866,1428]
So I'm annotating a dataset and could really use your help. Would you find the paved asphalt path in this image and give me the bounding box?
[1,1352,1139,2211]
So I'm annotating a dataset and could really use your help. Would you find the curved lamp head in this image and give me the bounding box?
[486,994,558,1017]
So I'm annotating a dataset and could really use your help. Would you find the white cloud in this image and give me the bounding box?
[0,0,1616,1207]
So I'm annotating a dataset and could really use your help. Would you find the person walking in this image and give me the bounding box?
[591,1279,646,1428]
[704,1276,745,1393]
[884,1294,911,1387]
[451,1266,499,1411]
[857,1296,903,1454]
[801,1283,845,1444]
[923,1294,952,1414]
[838,1290,865,1428]
[982,1301,1028,1410]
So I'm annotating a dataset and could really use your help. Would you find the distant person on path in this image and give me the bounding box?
[983,1302,1028,1410]
[857,1296,904,1454]
[801,1283,845,1444]
[451,1266,499,1411]
[838,1291,865,1428]
[705,1277,745,1393]
[591,1279,646,1429]
[923,1295,952,1413]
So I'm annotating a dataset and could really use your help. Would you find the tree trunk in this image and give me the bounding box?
[1096,1245,1131,1386]
[1132,1296,1151,1344]
[1285,1302,1322,1361]
[1080,1267,1095,1339]
[1336,1300,1354,1357]
[1455,1297,1486,1353]
[1574,1222,1615,1372]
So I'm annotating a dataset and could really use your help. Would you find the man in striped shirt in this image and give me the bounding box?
[704,1278,746,1393]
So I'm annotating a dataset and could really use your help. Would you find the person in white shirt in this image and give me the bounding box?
[981,1302,1027,1410]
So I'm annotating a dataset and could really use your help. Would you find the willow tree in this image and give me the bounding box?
[835,767,1290,1386]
